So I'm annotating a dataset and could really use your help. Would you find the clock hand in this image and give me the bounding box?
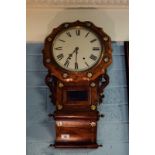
[75,51,78,62]
[71,47,79,56]
[66,47,79,60]
[64,47,79,68]
[75,50,78,69]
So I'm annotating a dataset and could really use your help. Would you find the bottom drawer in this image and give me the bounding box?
[55,120,97,144]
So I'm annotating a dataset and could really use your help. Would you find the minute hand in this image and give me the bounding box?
[75,50,78,69]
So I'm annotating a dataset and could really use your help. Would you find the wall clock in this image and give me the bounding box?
[42,20,112,148]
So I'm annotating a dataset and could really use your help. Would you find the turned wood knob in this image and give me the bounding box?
[101,94,105,98]
[49,144,54,147]
[48,113,54,117]
[99,114,104,117]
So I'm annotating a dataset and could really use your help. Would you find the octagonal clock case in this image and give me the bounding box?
[42,20,112,148]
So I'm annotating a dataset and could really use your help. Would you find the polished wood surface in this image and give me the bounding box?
[42,21,112,148]
[54,111,98,148]
[43,20,112,83]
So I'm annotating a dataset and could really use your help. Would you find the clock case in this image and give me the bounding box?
[42,20,112,148]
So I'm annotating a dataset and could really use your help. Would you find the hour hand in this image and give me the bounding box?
[75,62,78,70]
[67,47,79,59]
[64,47,79,68]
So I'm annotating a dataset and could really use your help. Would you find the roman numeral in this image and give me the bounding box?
[85,32,90,38]
[90,39,97,43]
[85,62,89,67]
[93,47,100,51]
[90,54,97,61]
[54,47,62,50]
[59,39,65,42]
[57,53,64,61]
[66,32,71,37]
[75,62,78,69]
[64,60,70,67]
[76,29,80,36]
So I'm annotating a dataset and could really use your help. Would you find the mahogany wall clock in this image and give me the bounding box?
[42,20,112,148]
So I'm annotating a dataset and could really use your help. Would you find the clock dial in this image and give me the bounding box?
[52,27,103,71]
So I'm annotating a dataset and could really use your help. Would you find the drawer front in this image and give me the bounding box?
[55,120,97,143]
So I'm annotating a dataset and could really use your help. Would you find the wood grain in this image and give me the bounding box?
[43,20,112,148]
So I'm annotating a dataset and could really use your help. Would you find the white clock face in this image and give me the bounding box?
[52,26,103,71]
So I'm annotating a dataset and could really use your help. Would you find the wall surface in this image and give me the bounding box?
[26,8,129,42]
[26,42,129,155]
